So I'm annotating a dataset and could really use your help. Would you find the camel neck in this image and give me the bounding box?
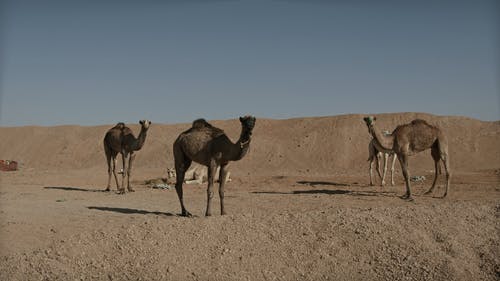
[370,125,393,151]
[132,128,148,151]
[230,128,251,161]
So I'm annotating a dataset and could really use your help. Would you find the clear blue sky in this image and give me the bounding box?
[1,0,499,126]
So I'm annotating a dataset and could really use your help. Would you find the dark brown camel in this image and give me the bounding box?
[363,116,450,201]
[103,120,151,193]
[173,116,256,216]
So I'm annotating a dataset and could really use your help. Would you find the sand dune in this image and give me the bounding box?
[1,112,499,175]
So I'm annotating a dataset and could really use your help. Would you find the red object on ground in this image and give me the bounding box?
[0,160,18,171]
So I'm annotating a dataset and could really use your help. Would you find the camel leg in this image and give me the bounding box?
[441,154,451,198]
[112,154,120,190]
[174,149,192,217]
[425,159,440,196]
[185,171,203,185]
[368,143,376,186]
[375,153,383,184]
[369,157,375,186]
[205,162,218,217]
[397,153,413,201]
[105,146,112,191]
[127,153,136,192]
[390,153,397,186]
[218,163,229,215]
[381,152,389,186]
[175,164,192,216]
[425,144,441,195]
[185,179,202,185]
[437,136,451,198]
[119,152,128,194]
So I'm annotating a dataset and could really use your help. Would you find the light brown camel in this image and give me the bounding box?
[173,116,256,216]
[368,136,397,186]
[166,164,231,185]
[363,116,450,201]
[104,120,151,193]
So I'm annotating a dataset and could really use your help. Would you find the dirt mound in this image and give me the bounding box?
[0,113,499,176]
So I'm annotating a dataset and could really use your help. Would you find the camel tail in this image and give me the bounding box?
[436,132,449,157]
[436,133,451,197]
[430,136,448,171]
[103,136,110,153]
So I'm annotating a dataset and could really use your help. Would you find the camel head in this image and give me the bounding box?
[363,116,377,133]
[239,115,256,135]
[139,120,152,130]
[166,168,176,180]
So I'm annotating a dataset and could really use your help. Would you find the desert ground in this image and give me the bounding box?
[0,112,499,280]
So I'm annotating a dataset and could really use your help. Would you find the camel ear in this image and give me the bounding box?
[139,120,144,125]
[373,117,377,121]
[239,117,244,122]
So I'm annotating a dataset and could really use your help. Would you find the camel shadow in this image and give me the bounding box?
[253,189,396,197]
[293,189,351,195]
[296,181,351,187]
[87,206,175,216]
[252,189,351,195]
[44,186,106,192]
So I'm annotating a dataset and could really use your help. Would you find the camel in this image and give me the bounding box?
[363,116,450,201]
[368,135,397,186]
[103,120,151,193]
[166,163,231,185]
[173,116,256,216]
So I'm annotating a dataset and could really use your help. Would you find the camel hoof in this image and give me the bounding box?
[128,188,135,192]
[104,188,110,192]
[423,190,432,195]
[205,212,212,217]
[117,189,126,195]
[221,211,227,216]
[400,194,413,201]
[181,211,192,217]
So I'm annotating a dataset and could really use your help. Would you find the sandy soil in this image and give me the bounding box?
[0,113,499,280]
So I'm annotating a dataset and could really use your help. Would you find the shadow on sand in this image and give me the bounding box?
[252,189,351,195]
[87,206,175,216]
[253,189,395,197]
[296,180,351,187]
[44,186,106,192]
[253,179,397,197]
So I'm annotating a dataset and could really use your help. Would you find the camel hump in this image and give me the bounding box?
[410,119,440,131]
[114,122,126,129]
[410,119,430,126]
[190,118,225,137]
[192,118,212,129]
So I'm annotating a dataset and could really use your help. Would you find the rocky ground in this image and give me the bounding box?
[0,168,498,280]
